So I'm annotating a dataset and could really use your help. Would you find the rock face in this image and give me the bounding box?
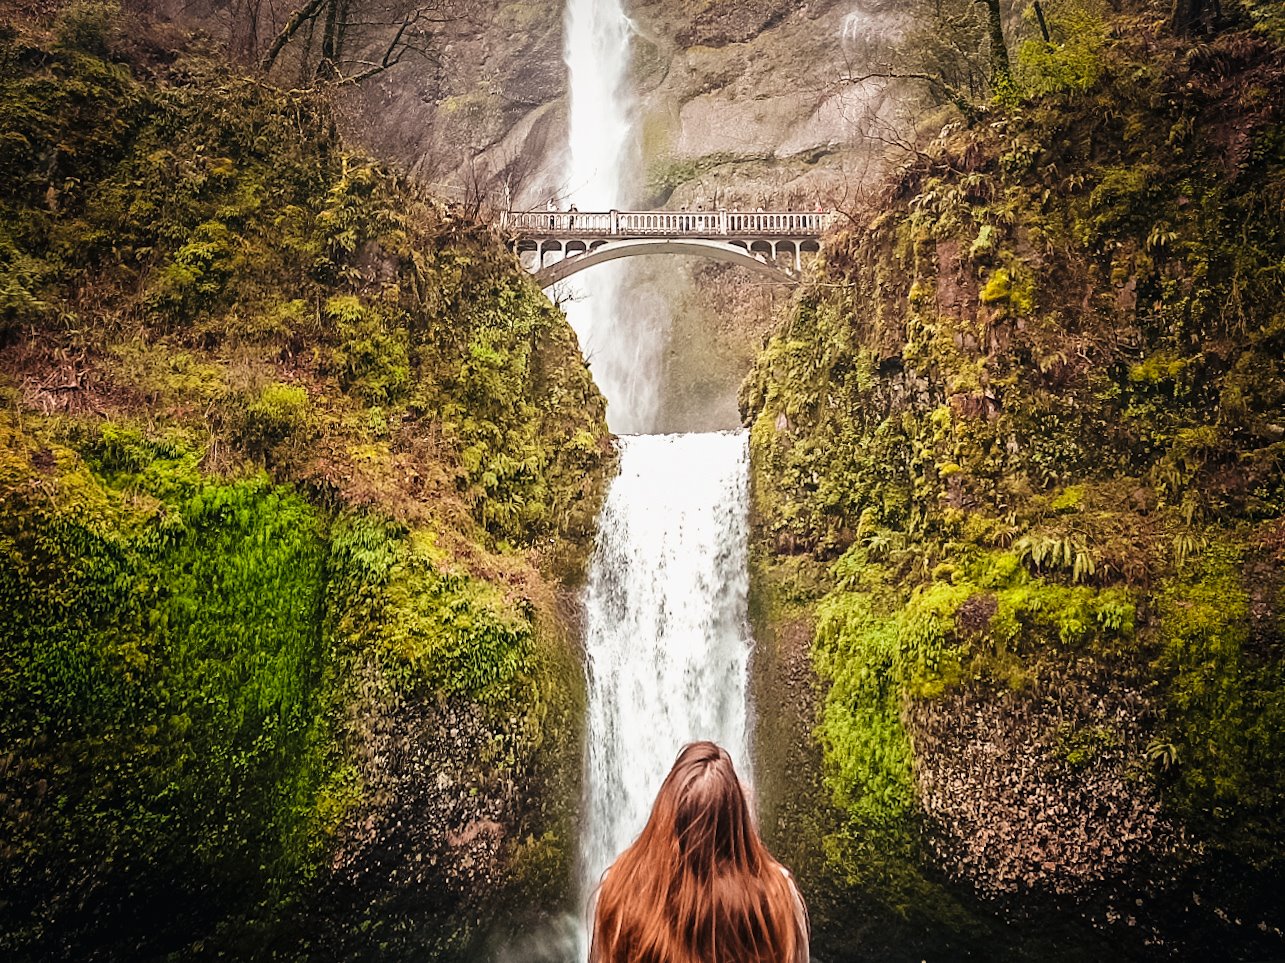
[323,684,575,959]
[340,0,571,192]
[911,669,1172,902]
[0,13,609,960]
[307,0,888,207]
[742,7,1285,960]
[141,0,911,431]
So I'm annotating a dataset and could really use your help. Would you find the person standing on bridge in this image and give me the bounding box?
[547,197,557,228]
[567,202,578,229]
[589,741,810,963]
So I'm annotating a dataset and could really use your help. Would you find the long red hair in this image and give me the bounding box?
[589,741,808,963]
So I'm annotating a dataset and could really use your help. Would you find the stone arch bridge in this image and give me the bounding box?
[500,210,833,288]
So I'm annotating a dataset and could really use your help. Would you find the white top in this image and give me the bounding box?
[782,866,811,963]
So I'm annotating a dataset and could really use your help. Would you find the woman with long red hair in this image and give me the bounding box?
[589,741,810,963]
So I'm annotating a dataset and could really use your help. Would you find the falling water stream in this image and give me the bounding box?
[562,0,756,955]
[579,432,754,891]
[561,0,667,434]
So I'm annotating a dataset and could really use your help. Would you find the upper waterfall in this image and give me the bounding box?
[564,0,632,210]
[561,0,668,434]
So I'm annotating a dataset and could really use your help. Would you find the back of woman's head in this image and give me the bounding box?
[590,742,806,963]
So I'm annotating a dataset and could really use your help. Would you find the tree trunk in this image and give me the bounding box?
[259,0,328,73]
[978,0,1011,90]
[320,0,339,68]
[1033,1,1051,43]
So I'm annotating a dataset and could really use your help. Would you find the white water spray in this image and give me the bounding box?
[562,0,667,433]
[580,432,754,890]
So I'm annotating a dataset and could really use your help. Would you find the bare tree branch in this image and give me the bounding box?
[260,0,328,74]
[260,0,449,87]
[841,65,980,121]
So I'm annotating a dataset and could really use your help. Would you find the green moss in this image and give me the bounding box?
[106,341,228,407]
[1128,352,1192,385]
[1053,723,1121,769]
[0,32,609,960]
[1154,546,1285,854]
[979,264,1035,313]
[744,8,1285,950]
[1049,484,1086,512]
[54,0,121,56]
[0,419,334,955]
[326,294,410,405]
[239,382,311,456]
[327,514,535,704]
[979,267,1013,304]
[1244,0,1285,42]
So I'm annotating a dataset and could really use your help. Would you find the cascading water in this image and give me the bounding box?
[579,432,753,891]
[499,430,755,963]
[562,0,666,434]
[563,0,631,212]
[558,1,755,958]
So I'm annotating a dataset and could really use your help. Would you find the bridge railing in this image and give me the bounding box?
[501,209,832,237]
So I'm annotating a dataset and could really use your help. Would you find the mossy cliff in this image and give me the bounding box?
[742,5,1284,960]
[0,7,610,960]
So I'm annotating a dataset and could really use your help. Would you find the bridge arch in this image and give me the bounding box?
[527,238,798,288]
[503,209,832,289]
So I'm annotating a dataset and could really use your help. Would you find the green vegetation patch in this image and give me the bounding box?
[744,7,1285,953]
[1154,545,1285,857]
[0,18,609,960]
[0,419,333,956]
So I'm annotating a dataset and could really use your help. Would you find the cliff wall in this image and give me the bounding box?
[0,6,611,958]
[743,5,1285,959]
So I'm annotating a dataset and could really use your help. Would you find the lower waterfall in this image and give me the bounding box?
[579,431,755,895]
[492,431,754,963]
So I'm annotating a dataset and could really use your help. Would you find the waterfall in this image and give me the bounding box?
[841,2,903,67]
[562,0,666,434]
[563,0,631,212]
[841,9,869,51]
[555,2,753,958]
[579,432,753,891]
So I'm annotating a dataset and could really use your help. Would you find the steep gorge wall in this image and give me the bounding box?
[743,6,1285,960]
[168,0,903,432]
[0,7,610,959]
[331,0,881,208]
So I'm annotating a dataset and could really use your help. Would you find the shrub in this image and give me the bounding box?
[326,295,410,405]
[239,381,310,457]
[54,1,121,57]
[1015,0,1109,96]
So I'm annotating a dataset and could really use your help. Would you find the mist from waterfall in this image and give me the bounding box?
[579,432,754,891]
[561,0,666,434]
